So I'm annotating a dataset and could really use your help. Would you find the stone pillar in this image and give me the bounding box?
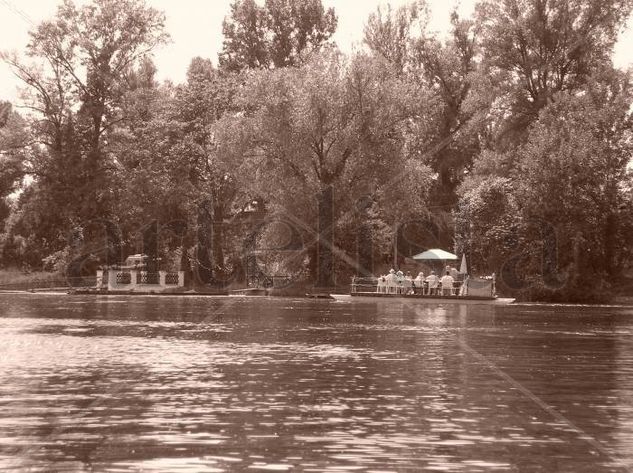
[96,269,104,289]
[107,270,118,291]
[159,271,167,287]
[178,271,185,287]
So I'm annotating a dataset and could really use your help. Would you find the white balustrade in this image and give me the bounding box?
[102,268,185,292]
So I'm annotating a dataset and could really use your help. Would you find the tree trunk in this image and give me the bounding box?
[143,220,159,274]
[180,245,193,287]
[604,212,617,277]
[356,196,373,277]
[358,222,374,277]
[316,185,335,288]
[212,203,225,273]
[84,111,104,222]
[195,199,214,285]
[104,219,121,266]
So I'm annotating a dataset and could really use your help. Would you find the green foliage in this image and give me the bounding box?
[109,56,248,284]
[0,103,27,200]
[236,50,433,283]
[219,0,269,72]
[409,12,480,208]
[363,1,427,74]
[0,0,168,270]
[459,79,633,300]
[475,0,633,146]
[455,175,519,274]
[2,0,631,301]
[174,59,244,283]
[454,0,633,301]
[219,0,337,72]
[514,88,632,282]
[364,3,481,213]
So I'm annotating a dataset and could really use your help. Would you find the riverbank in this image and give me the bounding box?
[2,268,631,305]
[70,283,347,298]
[0,268,58,285]
[0,269,74,292]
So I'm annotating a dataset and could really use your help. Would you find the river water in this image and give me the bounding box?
[0,294,632,472]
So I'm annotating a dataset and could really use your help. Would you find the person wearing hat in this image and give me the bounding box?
[395,269,404,294]
[425,271,439,295]
[386,268,398,294]
[376,273,387,293]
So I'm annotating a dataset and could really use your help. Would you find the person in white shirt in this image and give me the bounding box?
[440,271,455,296]
[376,274,387,293]
[425,271,439,295]
[403,271,413,294]
[413,271,425,294]
[386,269,398,294]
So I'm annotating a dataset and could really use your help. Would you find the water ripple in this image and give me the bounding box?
[0,294,631,471]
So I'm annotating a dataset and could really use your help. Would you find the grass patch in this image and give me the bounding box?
[611,272,633,304]
[0,268,61,286]
[0,268,96,291]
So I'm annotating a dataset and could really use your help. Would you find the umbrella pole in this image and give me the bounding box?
[394,237,397,269]
[393,223,398,269]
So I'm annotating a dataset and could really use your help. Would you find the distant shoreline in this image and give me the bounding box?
[1,288,632,308]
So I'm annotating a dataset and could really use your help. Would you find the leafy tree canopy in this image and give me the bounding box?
[475,0,633,146]
[0,102,27,200]
[219,0,337,72]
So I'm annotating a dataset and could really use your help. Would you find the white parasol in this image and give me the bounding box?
[459,254,468,274]
[412,249,458,261]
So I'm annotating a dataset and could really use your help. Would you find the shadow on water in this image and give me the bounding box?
[0,294,632,472]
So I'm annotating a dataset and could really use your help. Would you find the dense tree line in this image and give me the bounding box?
[1,0,632,301]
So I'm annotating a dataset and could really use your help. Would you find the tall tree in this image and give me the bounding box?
[219,0,337,72]
[172,58,242,284]
[114,57,247,285]
[458,75,633,301]
[110,62,189,269]
[0,102,28,255]
[0,102,27,202]
[266,0,338,68]
[453,0,633,302]
[364,3,480,214]
[238,51,431,286]
[1,0,168,270]
[363,1,427,74]
[219,0,270,72]
[475,0,633,147]
[408,11,479,209]
[513,83,632,292]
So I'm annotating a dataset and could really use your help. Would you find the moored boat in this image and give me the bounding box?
[330,275,515,305]
[330,292,515,305]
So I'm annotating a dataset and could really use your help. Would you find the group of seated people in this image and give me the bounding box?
[375,268,460,296]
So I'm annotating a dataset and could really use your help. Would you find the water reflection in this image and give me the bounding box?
[0,294,632,471]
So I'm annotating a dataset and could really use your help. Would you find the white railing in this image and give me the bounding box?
[351,276,493,297]
[96,269,185,291]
